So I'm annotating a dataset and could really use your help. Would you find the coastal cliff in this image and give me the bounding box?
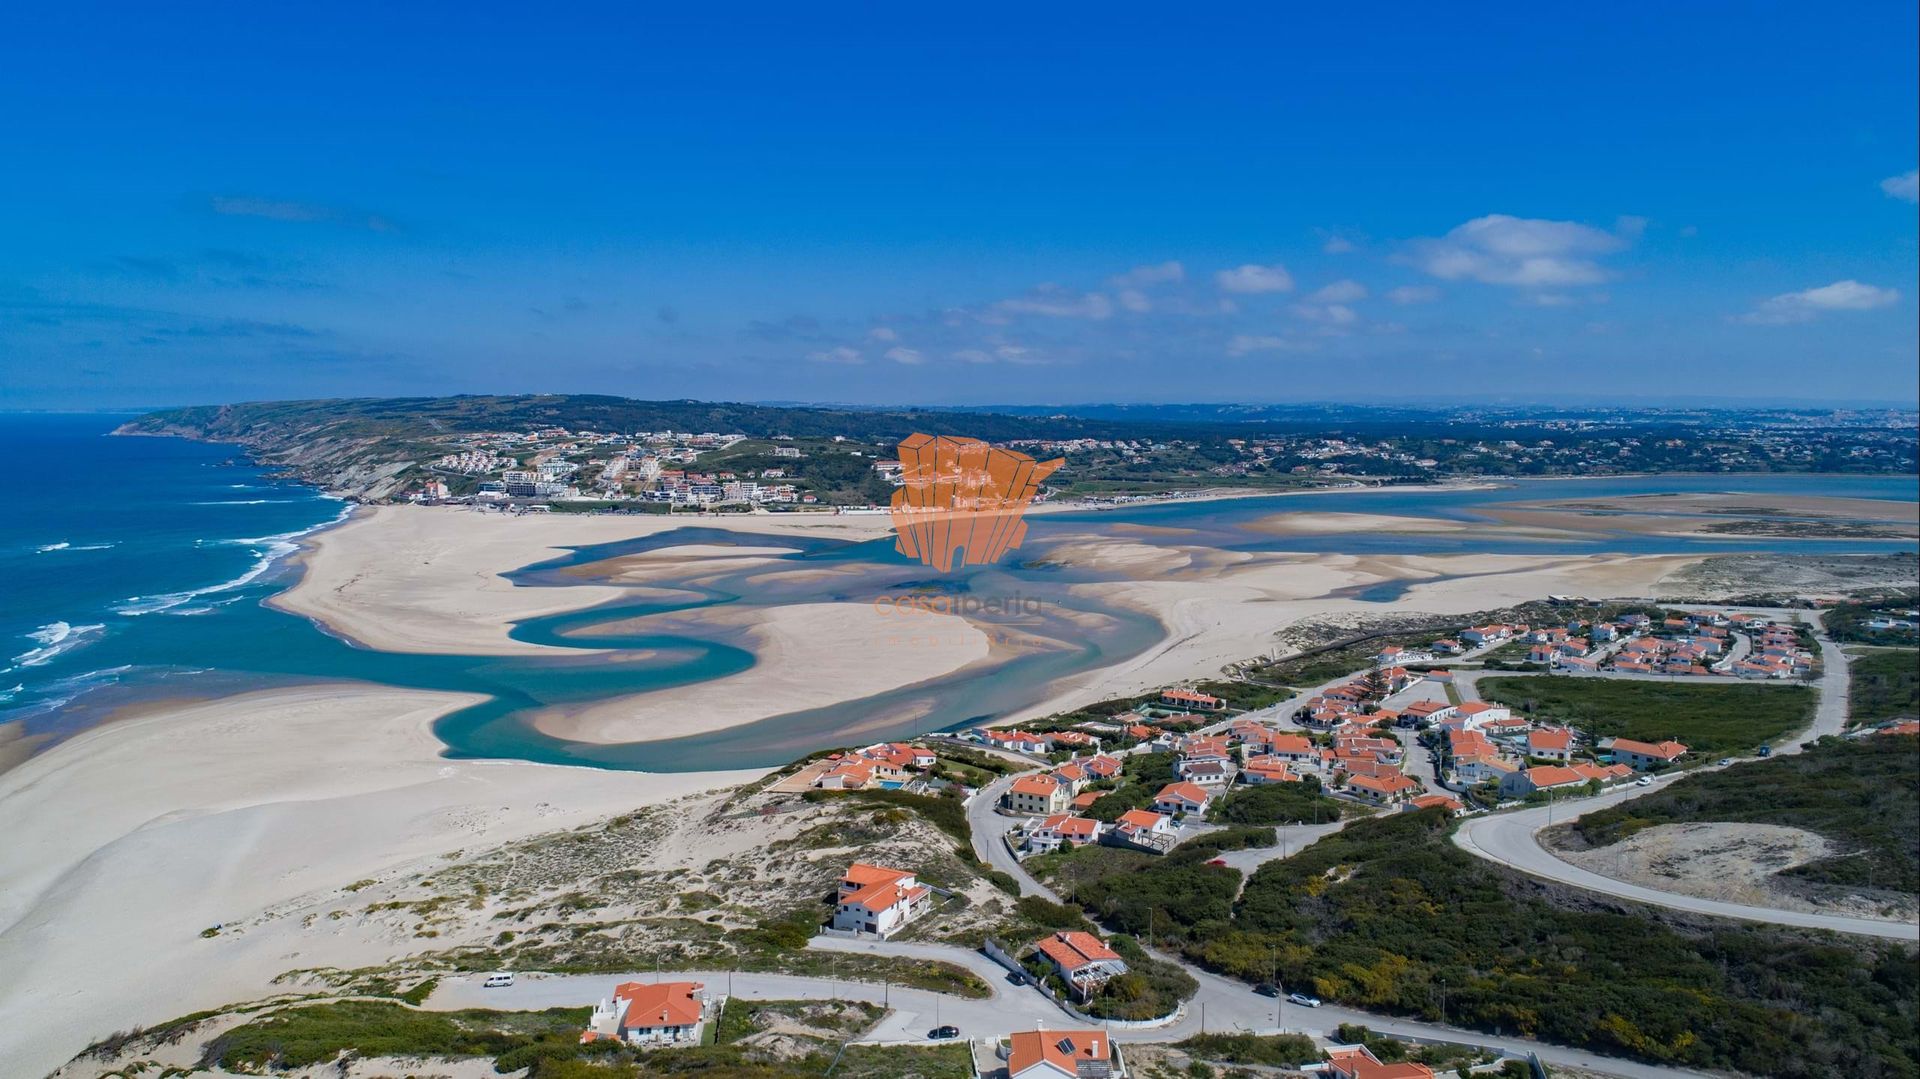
[114,401,421,501]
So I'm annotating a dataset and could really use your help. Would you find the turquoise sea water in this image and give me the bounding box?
[3,412,1915,772]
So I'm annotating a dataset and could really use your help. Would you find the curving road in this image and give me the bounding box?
[962,758,1711,1077]
[1452,609,1917,940]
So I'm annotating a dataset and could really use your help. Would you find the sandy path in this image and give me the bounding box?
[0,685,763,1076]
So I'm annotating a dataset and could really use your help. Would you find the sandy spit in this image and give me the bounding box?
[0,685,764,1076]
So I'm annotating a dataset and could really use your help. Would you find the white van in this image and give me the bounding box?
[483,972,515,988]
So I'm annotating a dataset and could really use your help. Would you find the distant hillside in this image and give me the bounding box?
[115,394,1917,503]
[113,395,1251,500]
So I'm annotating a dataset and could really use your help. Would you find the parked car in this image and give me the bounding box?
[1254,983,1280,997]
[1287,992,1322,1008]
[483,972,515,988]
[1758,745,1773,758]
[1207,858,1228,867]
[928,1025,961,1040]
[1635,775,1654,787]
[1716,757,1733,767]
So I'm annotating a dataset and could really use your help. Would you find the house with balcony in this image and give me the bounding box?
[831,863,931,937]
[1035,931,1131,1001]
[582,981,711,1045]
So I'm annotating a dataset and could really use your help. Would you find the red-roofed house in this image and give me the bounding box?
[1346,771,1420,806]
[1607,737,1688,770]
[1527,727,1576,762]
[1152,781,1213,816]
[1034,931,1131,999]
[584,981,710,1045]
[1403,793,1464,815]
[1108,809,1177,852]
[1240,756,1299,784]
[1007,1028,1117,1079]
[1325,1043,1436,1079]
[832,863,931,936]
[1005,773,1071,816]
[1027,814,1103,853]
[1161,688,1225,712]
[1265,733,1317,763]
[815,757,875,790]
[1452,701,1511,727]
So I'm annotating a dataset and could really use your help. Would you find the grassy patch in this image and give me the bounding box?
[1202,809,1919,1077]
[1849,649,1920,726]
[1563,735,1920,893]
[1476,675,1814,757]
[1082,752,1177,822]
[832,1043,975,1078]
[1175,1032,1321,1068]
[200,1000,587,1071]
[1208,777,1345,825]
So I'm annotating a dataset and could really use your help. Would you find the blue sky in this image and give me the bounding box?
[2,3,1915,409]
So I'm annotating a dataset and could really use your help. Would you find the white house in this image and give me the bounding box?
[831,863,931,937]
[583,981,710,1045]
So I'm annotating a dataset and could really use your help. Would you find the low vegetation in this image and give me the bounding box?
[1208,776,1346,825]
[1562,734,1920,894]
[1477,675,1814,757]
[1201,810,1918,1077]
[1173,1031,1321,1068]
[1827,599,1920,647]
[193,995,968,1078]
[1849,648,1920,725]
[199,999,588,1072]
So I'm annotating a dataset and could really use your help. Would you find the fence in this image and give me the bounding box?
[979,938,1183,1029]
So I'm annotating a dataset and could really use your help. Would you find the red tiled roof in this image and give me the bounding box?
[1008,1029,1109,1078]
[613,980,703,1032]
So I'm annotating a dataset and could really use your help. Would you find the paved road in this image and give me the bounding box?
[961,757,1712,1076]
[1452,610,1916,940]
[428,960,1063,1044]
[967,772,1062,901]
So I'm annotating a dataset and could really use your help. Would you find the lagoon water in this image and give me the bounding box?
[3,412,1915,772]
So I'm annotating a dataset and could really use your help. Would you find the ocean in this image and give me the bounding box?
[2,412,1915,772]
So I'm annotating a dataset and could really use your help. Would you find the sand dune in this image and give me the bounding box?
[0,685,763,1075]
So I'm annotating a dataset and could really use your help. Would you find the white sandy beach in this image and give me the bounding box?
[0,685,764,1076]
[533,600,990,744]
[0,492,1751,1074]
[274,505,895,656]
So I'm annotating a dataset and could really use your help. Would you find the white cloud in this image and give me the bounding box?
[953,348,995,364]
[1308,279,1368,304]
[1108,261,1186,288]
[883,346,924,365]
[1226,333,1314,356]
[1216,263,1295,294]
[1736,280,1901,324]
[867,326,898,342]
[1401,214,1630,288]
[806,346,863,364]
[1386,285,1440,305]
[1117,289,1153,313]
[996,286,1114,320]
[1322,235,1356,254]
[1290,303,1359,326]
[1882,169,1919,203]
